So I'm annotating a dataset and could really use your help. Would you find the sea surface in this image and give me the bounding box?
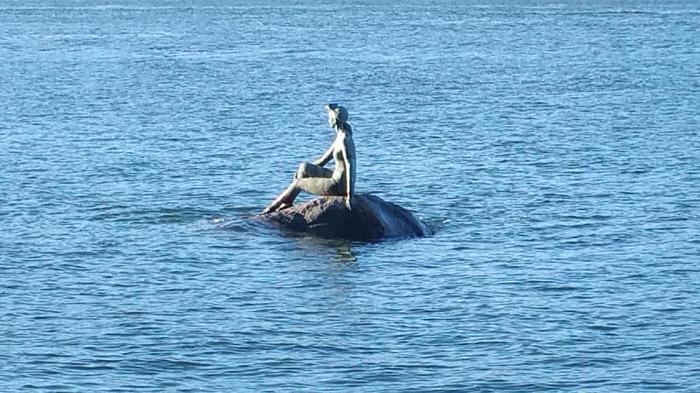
[1,0,699,391]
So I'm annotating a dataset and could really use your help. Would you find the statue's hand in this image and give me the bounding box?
[345,196,352,212]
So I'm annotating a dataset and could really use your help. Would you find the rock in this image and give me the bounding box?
[256,193,432,241]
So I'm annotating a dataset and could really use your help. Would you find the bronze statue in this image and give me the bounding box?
[262,104,356,214]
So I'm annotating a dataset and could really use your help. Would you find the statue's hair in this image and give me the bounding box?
[325,103,350,131]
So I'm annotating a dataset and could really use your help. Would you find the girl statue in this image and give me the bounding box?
[262,104,356,214]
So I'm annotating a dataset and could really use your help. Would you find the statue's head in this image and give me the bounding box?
[324,103,349,129]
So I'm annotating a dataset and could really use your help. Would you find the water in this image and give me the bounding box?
[1,0,699,391]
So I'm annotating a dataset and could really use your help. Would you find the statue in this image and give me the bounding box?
[262,104,356,214]
[256,104,431,240]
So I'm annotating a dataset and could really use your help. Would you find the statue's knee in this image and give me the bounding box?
[295,162,308,178]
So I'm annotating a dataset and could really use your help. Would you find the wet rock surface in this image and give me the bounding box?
[256,193,432,241]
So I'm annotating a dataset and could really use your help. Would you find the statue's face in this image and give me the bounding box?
[327,112,337,128]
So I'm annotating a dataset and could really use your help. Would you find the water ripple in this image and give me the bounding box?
[2,1,699,392]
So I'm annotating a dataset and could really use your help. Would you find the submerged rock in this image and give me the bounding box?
[256,193,432,241]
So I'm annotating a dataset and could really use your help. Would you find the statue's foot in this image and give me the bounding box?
[275,202,293,211]
[262,202,278,214]
[262,201,292,215]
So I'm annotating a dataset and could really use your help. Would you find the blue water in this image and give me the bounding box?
[2,1,699,391]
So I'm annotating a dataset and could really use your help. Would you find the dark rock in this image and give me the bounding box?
[256,193,432,241]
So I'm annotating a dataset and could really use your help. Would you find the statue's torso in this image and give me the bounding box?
[331,134,356,193]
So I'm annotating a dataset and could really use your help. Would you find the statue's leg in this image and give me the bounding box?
[263,178,343,214]
[263,163,331,213]
[262,165,338,213]
[263,182,298,213]
[279,163,332,206]
[295,178,343,196]
[295,162,333,179]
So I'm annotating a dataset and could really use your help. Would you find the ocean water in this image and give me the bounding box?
[1,0,699,391]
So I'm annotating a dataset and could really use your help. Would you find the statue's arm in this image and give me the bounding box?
[341,143,353,211]
[313,143,334,167]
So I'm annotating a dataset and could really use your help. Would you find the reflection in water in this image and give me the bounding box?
[322,240,359,305]
[329,240,357,264]
[291,236,358,266]
[281,236,360,305]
